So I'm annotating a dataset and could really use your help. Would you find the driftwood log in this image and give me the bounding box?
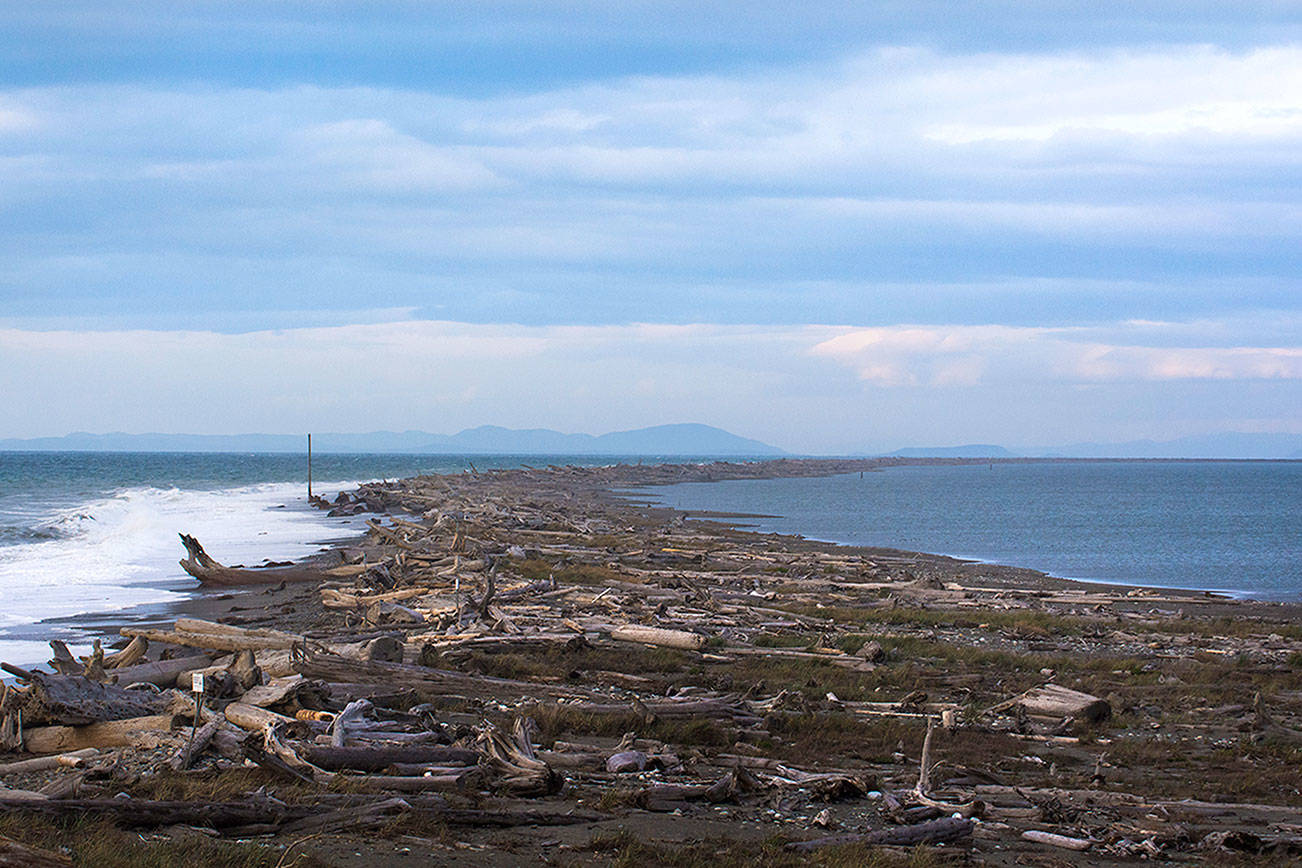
[22,714,176,754]
[304,744,480,772]
[610,624,707,651]
[786,816,974,852]
[5,673,165,726]
[1015,684,1111,723]
[0,836,72,868]
[177,534,337,587]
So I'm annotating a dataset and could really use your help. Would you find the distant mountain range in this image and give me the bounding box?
[885,432,1302,460]
[0,423,785,456]
[4,427,1298,459]
[888,445,1015,458]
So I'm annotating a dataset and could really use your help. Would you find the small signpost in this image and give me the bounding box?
[188,672,205,756]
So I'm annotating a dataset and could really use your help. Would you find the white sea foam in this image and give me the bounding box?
[0,480,367,665]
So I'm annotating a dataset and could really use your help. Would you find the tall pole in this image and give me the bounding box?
[307,433,313,500]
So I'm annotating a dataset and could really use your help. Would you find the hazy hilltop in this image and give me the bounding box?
[887,445,1015,458]
[880,432,1302,460]
[0,423,785,456]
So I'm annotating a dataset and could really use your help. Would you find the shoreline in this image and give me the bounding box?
[4,457,1302,865]
[13,455,1299,666]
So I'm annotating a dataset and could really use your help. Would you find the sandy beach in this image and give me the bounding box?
[2,457,1301,866]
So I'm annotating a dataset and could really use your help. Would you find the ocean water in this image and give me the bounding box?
[629,461,1302,601]
[0,451,696,666]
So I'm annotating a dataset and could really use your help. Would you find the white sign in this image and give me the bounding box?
[191,672,205,694]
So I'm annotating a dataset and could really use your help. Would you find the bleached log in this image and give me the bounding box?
[610,624,707,651]
[22,714,175,754]
[103,636,148,670]
[223,702,295,732]
[104,655,210,687]
[0,749,98,775]
[119,627,299,653]
[1022,829,1093,851]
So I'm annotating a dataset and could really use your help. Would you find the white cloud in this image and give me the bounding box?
[811,324,1302,386]
[293,118,500,191]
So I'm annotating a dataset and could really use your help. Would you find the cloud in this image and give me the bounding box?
[811,324,1302,386]
[293,118,500,191]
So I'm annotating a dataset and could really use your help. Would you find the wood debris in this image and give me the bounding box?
[1,457,1300,865]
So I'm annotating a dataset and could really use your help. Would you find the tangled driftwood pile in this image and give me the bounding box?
[2,458,1301,865]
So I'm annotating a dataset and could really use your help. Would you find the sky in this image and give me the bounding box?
[1,2,1300,454]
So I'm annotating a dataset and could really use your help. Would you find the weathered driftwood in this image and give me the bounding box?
[47,641,81,676]
[6,673,165,726]
[1023,829,1093,851]
[105,654,213,688]
[103,636,148,670]
[120,627,298,653]
[477,719,561,797]
[22,714,175,754]
[611,624,707,650]
[291,649,594,702]
[0,792,599,837]
[272,797,410,836]
[0,835,72,868]
[559,697,761,725]
[172,717,224,771]
[785,816,974,852]
[1011,684,1111,723]
[223,702,296,732]
[239,675,330,711]
[337,772,478,793]
[0,749,98,775]
[303,744,479,772]
[177,533,333,586]
[333,635,405,663]
[0,795,301,831]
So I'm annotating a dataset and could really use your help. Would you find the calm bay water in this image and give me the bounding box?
[630,461,1302,600]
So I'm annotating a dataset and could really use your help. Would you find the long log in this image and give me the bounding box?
[303,744,480,772]
[785,817,974,852]
[22,714,176,754]
[0,749,98,775]
[332,773,475,793]
[291,650,595,702]
[0,795,303,831]
[1023,829,1093,851]
[119,627,300,653]
[107,654,212,688]
[611,624,707,651]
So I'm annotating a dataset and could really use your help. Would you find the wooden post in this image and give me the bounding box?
[307,433,313,500]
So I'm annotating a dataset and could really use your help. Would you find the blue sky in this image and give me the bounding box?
[0,2,1299,452]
